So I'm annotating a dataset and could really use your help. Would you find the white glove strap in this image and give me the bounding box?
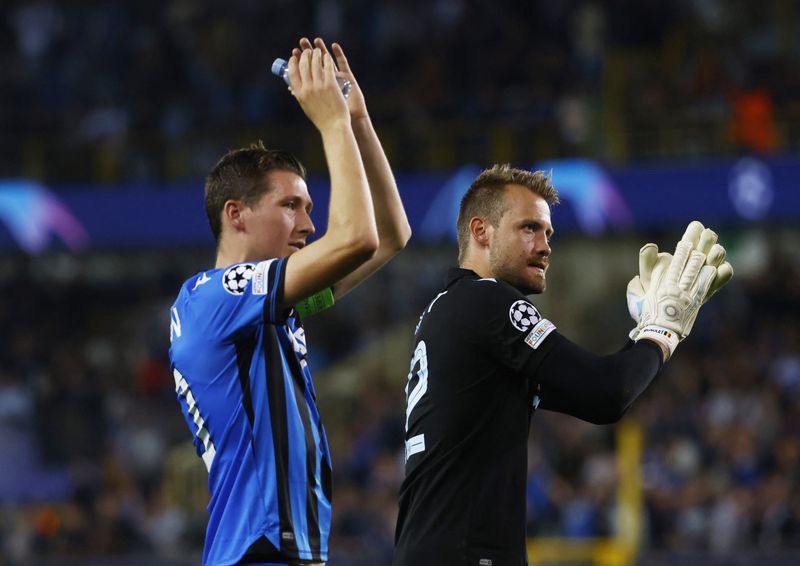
[637,325,680,359]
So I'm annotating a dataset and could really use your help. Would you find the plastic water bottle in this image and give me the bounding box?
[271,58,351,98]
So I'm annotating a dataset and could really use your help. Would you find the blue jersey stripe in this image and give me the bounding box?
[303,386,329,554]
[247,330,281,550]
[287,358,323,558]
[300,398,323,558]
[278,326,327,560]
[281,351,311,560]
[263,325,300,557]
[280,323,325,558]
[292,318,331,554]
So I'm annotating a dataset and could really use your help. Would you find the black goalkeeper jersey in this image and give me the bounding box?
[394,268,561,566]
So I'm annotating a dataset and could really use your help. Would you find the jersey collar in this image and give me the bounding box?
[445,267,480,287]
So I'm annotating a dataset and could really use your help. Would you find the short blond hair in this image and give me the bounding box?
[456,164,559,263]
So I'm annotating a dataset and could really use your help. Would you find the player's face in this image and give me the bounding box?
[243,170,315,260]
[488,185,553,295]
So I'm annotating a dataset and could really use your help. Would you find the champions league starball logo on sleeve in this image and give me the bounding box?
[222,263,256,295]
[509,300,541,332]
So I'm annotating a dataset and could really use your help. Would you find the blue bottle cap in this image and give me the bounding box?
[271,58,287,77]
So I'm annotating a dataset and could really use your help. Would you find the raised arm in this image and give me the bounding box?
[297,38,412,299]
[281,47,379,306]
[537,220,734,424]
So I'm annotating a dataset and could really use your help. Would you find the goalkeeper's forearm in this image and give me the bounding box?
[534,333,663,425]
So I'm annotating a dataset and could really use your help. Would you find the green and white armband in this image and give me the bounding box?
[295,287,335,318]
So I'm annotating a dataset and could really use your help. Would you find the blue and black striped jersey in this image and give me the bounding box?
[169,258,332,566]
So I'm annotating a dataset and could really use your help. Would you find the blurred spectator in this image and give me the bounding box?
[2,1,799,181]
[729,88,779,153]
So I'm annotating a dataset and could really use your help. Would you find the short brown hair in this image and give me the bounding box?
[204,141,307,244]
[456,164,559,263]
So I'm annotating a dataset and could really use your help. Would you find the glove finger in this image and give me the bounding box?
[696,228,718,255]
[705,243,726,267]
[639,243,659,288]
[679,250,706,291]
[706,261,734,300]
[666,242,693,286]
[627,275,645,295]
[626,276,646,322]
[681,221,705,246]
[652,252,672,283]
[667,221,704,285]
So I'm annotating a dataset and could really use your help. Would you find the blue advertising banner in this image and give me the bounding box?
[0,155,796,252]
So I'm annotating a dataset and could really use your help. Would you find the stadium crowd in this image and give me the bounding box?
[1,0,799,181]
[0,233,798,564]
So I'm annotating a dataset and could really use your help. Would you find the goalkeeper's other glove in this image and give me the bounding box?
[627,220,733,359]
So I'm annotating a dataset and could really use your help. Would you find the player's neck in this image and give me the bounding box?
[215,243,253,269]
[215,246,277,269]
[459,257,493,279]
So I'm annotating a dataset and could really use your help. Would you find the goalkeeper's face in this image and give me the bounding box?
[488,186,553,295]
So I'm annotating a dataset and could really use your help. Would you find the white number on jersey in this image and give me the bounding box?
[170,307,182,342]
[404,340,429,461]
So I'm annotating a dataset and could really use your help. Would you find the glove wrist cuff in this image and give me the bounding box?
[636,325,680,359]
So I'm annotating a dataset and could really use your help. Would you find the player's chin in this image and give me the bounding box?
[513,277,545,295]
[528,281,546,294]
[525,274,546,294]
[521,268,545,291]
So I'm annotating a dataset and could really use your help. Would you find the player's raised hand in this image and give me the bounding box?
[626,242,671,337]
[287,46,350,132]
[627,242,668,323]
[295,37,368,121]
[702,241,733,301]
[634,220,734,359]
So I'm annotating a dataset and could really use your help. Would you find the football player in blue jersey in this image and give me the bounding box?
[169,37,410,566]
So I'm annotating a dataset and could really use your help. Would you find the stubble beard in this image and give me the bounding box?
[489,247,546,296]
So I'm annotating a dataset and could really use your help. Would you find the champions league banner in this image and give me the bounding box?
[0,155,797,252]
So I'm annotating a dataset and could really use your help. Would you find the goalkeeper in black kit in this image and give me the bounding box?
[393,165,733,566]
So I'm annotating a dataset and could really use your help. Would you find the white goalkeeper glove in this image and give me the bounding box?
[626,242,670,340]
[627,220,733,359]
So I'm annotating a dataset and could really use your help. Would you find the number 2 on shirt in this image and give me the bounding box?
[404,340,428,461]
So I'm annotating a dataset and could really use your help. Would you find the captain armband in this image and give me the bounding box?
[295,287,335,318]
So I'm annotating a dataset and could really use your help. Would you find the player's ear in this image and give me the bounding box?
[223,199,246,232]
[469,217,491,248]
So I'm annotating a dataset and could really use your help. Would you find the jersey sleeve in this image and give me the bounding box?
[198,258,289,341]
[456,280,559,376]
